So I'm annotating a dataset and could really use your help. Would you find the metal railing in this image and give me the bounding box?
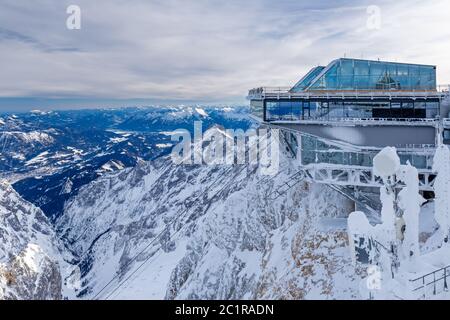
[248,87,291,96]
[270,117,439,127]
[248,85,448,100]
[267,170,306,201]
[410,265,450,297]
[327,184,381,217]
[438,84,450,93]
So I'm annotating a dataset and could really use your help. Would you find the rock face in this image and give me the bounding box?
[0,244,62,300]
[57,134,361,300]
[0,181,68,300]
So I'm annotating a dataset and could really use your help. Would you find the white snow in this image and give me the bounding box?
[397,164,424,259]
[3,131,54,145]
[21,244,45,274]
[348,146,450,299]
[0,181,74,299]
[66,146,84,155]
[109,137,128,144]
[25,151,50,166]
[155,143,172,148]
[59,133,360,300]
[30,110,50,115]
[373,146,400,178]
[432,144,450,243]
[195,107,208,117]
[98,160,125,173]
[113,240,188,300]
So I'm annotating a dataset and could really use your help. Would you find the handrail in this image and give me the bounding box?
[371,239,391,253]
[248,86,448,98]
[270,117,439,126]
[409,265,450,296]
[438,84,450,93]
[250,84,450,94]
[410,265,450,282]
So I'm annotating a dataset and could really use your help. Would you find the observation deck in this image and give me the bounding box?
[248,58,450,208]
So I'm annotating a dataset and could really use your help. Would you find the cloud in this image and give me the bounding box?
[0,0,449,107]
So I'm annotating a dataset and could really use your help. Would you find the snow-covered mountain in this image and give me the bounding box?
[56,129,360,299]
[0,106,372,300]
[0,180,72,300]
[1,106,253,222]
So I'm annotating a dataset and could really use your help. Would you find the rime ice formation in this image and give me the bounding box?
[373,147,401,178]
[348,148,400,246]
[349,145,450,299]
[397,164,424,259]
[433,144,450,243]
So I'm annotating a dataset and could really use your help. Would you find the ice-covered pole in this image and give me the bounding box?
[398,164,424,259]
[432,144,450,243]
[373,147,401,275]
[373,147,400,241]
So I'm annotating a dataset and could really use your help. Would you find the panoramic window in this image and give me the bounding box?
[307,59,437,91]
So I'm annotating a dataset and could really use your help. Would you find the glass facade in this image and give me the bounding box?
[305,58,437,91]
[290,66,325,92]
[264,101,439,121]
[285,132,434,169]
[248,58,441,122]
[445,130,450,142]
[250,100,264,119]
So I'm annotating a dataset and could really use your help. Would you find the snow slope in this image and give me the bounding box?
[0,180,72,299]
[57,132,360,300]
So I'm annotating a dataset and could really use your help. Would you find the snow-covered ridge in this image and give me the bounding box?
[1,131,54,145]
[57,131,359,299]
[0,180,72,299]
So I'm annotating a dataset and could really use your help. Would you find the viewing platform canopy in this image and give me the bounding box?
[248,58,449,123]
[292,58,437,92]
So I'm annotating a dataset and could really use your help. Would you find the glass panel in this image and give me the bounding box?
[266,101,280,121]
[354,60,369,76]
[307,59,436,91]
[291,101,302,120]
[400,154,413,166]
[301,150,316,165]
[340,59,354,75]
[426,102,439,118]
[296,131,433,170]
[301,135,316,150]
[250,100,264,119]
[278,101,292,120]
[291,66,325,92]
[325,65,338,89]
[444,130,450,141]
[412,155,427,169]
[397,65,409,77]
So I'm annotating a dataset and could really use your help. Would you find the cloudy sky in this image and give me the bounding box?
[0,0,450,110]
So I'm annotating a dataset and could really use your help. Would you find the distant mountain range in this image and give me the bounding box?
[0,106,253,221]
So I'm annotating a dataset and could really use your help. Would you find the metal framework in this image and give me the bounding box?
[327,184,381,219]
[268,164,435,202]
[303,164,435,191]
